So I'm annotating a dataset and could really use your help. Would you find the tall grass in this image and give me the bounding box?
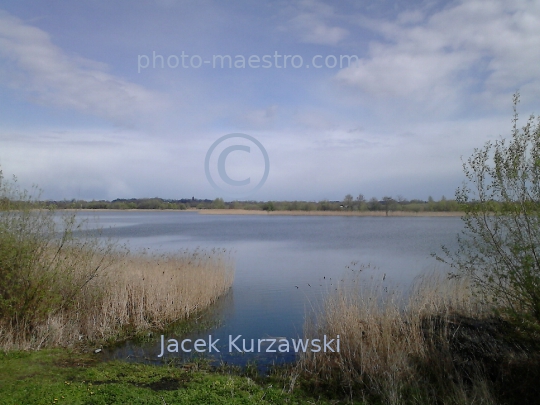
[290,268,509,404]
[91,248,234,343]
[0,248,234,351]
[0,172,234,350]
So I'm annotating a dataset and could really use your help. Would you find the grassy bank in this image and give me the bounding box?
[3,273,539,405]
[0,349,339,405]
[286,271,540,404]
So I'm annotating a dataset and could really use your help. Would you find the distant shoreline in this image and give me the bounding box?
[64,208,463,217]
[197,209,462,217]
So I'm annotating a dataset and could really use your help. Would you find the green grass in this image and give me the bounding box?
[0,350,360,405]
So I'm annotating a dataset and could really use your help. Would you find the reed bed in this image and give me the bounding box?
[0,175,235,350]
[95,248,234,340]
[0,246,234,351]
[290,269,511,404]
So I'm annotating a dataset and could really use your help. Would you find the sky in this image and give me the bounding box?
[1,0,539,202]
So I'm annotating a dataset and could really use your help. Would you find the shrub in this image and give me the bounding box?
[0,171,116,338]
[439,93,540,332]
[262,201,275,211]
[0,171,235,349]
[212,197,225,209]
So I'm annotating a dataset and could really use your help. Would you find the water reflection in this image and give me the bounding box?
[73,212,462,367]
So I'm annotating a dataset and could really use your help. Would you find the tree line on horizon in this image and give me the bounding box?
[38,194,462,213]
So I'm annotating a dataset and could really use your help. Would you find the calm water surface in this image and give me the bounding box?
[74,211,463,367]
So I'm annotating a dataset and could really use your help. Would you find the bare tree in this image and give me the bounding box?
[343,194,353,210]
[382,196,395,217]
[356,194,366,211]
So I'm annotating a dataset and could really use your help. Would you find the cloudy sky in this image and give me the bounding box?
[1,0,539,202]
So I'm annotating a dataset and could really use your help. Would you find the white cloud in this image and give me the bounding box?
[0,111,513,202]
[281,0,348,46]
[234,105,278,129]
[396,10,425,25]
[0,128,203,200]
[336,0,540,112]
[293,109,340,131]
[0,10,168,126]
[290,13,348,45]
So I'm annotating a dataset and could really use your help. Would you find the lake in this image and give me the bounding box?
[73,211,463,367]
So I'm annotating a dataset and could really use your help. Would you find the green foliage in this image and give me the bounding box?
[367,197,380,211]
[356,194,367,211]
[42,194,465,213]
[287,200,300,210]
[0,171,117,336]
[212,197,226,209]
[440,93,540,331]
[0,350,345,405]
[382,196,397,216]
[48,197,191,210]
[317,200,327,210]
[261,201,275,211]
[343,194,353,210]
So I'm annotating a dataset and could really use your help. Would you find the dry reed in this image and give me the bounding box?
[0,247,234,350]
[95,248,234,339]
[0,174,235,351]
[292,269,497,404]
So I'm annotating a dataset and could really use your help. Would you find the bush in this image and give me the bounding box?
[212,197,225,209]
[439,93,540,332]
[0,171,235,350]
[262,201,275,211]
[0,171,116,337]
